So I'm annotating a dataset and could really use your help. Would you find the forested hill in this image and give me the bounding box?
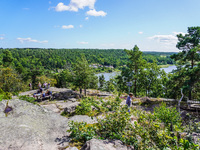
[0,48,176,70]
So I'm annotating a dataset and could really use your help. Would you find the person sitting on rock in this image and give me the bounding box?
[42,91,46,98]
[45,90,52,96]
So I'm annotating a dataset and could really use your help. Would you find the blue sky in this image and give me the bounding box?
[0,0,200,52]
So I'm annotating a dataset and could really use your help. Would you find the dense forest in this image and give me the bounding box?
[0,48,175,72]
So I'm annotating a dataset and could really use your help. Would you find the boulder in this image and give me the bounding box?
[0,99,70,150]
[63,102,80,114]
[53,90,80,100]
[81,139,133,150]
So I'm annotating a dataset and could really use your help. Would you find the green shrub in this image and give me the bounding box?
[68,121,97,143]
[0,89,12,100]
[19,95,36,104]
[154,103,181,128]
[68,98,199,149]
[98,106,131,139]
[75,98,92,115]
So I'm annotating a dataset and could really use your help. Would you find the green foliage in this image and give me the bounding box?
[179,139,199,150]
[154,103,181,128]
[170,27,200,100]
[69,97,200,149]
[19,95,36,104]
[0,67,24,92]
[2,50,13,67]
[68,121,98,142]
[98,74,105,90]
[0,88,12,101]
[97,106,131,139]
[73,54,98,95]
[0,49,175,73]
[75,98,92,115]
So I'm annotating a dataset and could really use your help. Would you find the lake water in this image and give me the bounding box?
[96,65,177,81]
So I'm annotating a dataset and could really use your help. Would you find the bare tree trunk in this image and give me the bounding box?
[178,89,184,113]
[80,87,82,95]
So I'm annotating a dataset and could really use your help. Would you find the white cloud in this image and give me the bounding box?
[85,17,89,20]
[17,38,48,43]
[148,34,177,45]
[54,0,107,17]
[138,32,143,34]
[148,32,186,45]
[78,41,88,44]
[0,37,4,40]
[55,0,96,12]
[79,25,83,28]
[62,25,74,29]
[86,9,107,17]
[147,32,187,51]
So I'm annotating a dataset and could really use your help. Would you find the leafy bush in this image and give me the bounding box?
[68,121,97,142]
[154,103,181,128]
[98,106,131,139]
[69,98,199,149]
[75,98,92,115]
[0,89,12,101]
[19,95,36,104]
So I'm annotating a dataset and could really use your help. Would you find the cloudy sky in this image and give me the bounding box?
[0,0,200,52]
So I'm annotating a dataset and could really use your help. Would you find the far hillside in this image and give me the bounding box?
[0,48,176,72]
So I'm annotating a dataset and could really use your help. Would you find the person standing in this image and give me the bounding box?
[38,82,41,89]
[43,82,47,89]
[126,93,133,113]
[29,83,32,90]
[47,83,50,89]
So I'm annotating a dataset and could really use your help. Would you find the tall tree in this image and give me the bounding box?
[73,55,97,96]
[125,45,146,96]
[171,27,200,99]
[99,75,105,90]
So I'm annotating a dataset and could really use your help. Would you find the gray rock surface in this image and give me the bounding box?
[53,90,80,100]
[41,101,80,114]
[68,115,97,126]
[0,99,70,150]
[19,87,80,100]
[65,147,79,150]
[81,139,132,150]
[41,103,61,113]
[63,102,80,114]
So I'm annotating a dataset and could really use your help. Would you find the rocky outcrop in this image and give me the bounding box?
[19,87,80,101]
[41,101,80,114]
[81,139,134,150]
[53,90,80,100]
[63,102,80,114]
[0,99,70,150]
[68,115,97,124]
